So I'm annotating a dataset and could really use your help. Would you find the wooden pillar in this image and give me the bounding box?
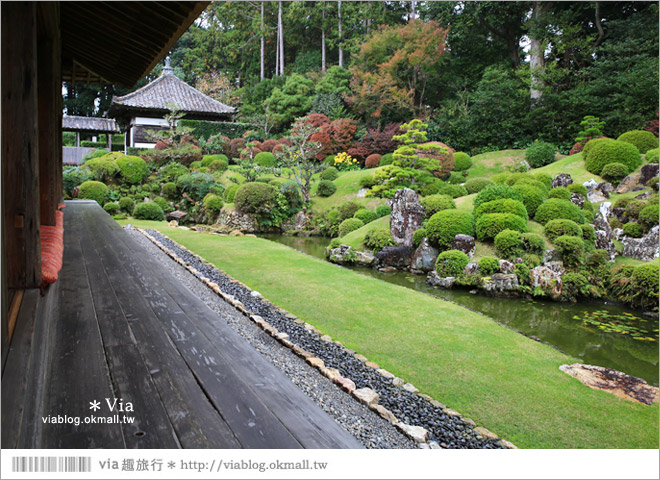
[1,2,41,288]
[76,132,80,147]
[37,2,61,226]
[107,133,112,150]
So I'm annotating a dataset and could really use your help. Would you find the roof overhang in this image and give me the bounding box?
[60,1,209,87]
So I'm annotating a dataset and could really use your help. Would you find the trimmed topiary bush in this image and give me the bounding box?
[646,148,659,163]
[324,155,336,165]
[159,162,189,181]
[624,200,646,220]
[224,184,240,203]
[435,250,469,277]
[133,201,165,221]
[535,198,585,225]
[512,184,546,218]
[476,213,527,241]
[116,155,148,184]
[586,249,610,267]
[584,139,641,175]
[234,182,278,215]
[494,229,524,259]
[320,167,339,181]
[338,201,361,221]
[426,210,475,248]
[364,227,395,252]
[150,196,172,214]
[447,172,465,185]
[103,202,120,215]
[175,172,219,201]
[623,222,644,238]
[638,204,659,229]
[567,183,587,196]
[421,194,456,217]
[162,182,177,199]
[525,140,557,168]
[490,173,512,185]
[376,205,391,218]
[208,158,229,172]
[522,233,546,255]
[630,264,660,311]
[338,218,364,237]
[474,198,528,221]
[78,180,109,205]
[453,152,472,171]
[438,184,468,198]
[548,187,571,200]
[533,173,553,190]
[522,253,542,267]
[617,130,659,154]
[582,137,610,158]
[365,154,382,168]
[419,181,443,196]
[580,224,596,247]
[545,219,582,242]
[202,154,229,167]
[354,208,378,225]
[554,235,585,266]
[118,197,135,212]
[190,161,202,169]
[203,193,224,213]
[359,175,376,189]
[63,167,93,197]
[473,185,523,208]
[317,180,337,197]
[380,153,394,166]
[254,151,277,167]
[413,228,426,247]
[600,162,630,183]
[478,256,500,275]
[464,178,494,195]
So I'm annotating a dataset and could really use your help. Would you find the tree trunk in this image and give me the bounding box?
[321,7,326,72]
[410,0,416,21]
[278,1,284,76]
[529,1,552,103]
[338,0,343,68]
[260,1,265,81]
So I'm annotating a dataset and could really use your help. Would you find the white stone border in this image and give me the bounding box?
[135,227,517,450]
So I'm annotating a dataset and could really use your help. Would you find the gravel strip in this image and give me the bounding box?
[128,229,417,449]
[138,228,506,449]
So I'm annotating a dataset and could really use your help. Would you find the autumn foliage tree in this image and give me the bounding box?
[348,20,448,123]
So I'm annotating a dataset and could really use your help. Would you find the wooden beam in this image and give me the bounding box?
[7,290,24,342]
[1,2,42,288]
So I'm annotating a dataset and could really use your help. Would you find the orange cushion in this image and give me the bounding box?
[41,224,63,285]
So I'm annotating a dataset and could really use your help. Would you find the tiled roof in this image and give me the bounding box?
[62,115,120,133]
[110,69,235,116]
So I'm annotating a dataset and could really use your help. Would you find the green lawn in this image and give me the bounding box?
[467,150,526,179]
[118,218,659,449]
[310,168,386,213]
[340,215,390,250]
[533,152,605,184]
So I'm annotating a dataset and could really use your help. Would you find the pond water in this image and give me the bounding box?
[260,234,659,386]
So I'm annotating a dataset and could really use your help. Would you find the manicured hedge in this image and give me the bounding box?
[478,256,500,275]
[494,229,524,259]
[118,197,135,212]
[421,194,456,217]
[525,140,556,168]
[354,208,378,225]
[426,210,475,248]
[476,213,527,241]
[116,155,148,184]
[133,201,165,221]
[364,228,395,252]
[473,185,523,208]
[584,139,641,175]
[638,204,659,229]
[254,151,277,167]
[545,219,582,242]
[317,180,337,197]
[320,167,339,181]
[474,198,528,221]
[435,250,469,277]
[103,202,120,215]
[553,235,585,266]
[453,152,472,171]
[203,193,224,213]
[338,218,364,237]
[78,180,109,205]
[646,148,659,163]
[548,187,571,200]
[617,130,659,154]
[534,198,585,225]
[464,178,494,194]
[600,163,629,183]
[512,184,547,218]
[439,184,468,198]
[234,182,278,214]
[623,222,644,238]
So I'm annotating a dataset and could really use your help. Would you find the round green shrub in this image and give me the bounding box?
[323,155,336,165]
[338,201,361,221]
[133,201,165,221]
[548,187,571,200]
[584,139,641,175]
[476,213,527,241]
[254,152,277,168]
[647,176,659,191]
[474,198,528,221]
[208,159,229,172]
[600,162,630,183]
[190,161,202,169]
[380,153,394,166]
[419,181,443,196]
[473,185,523,208]
[118,197,135,212]
[525,140,557,168]
[63,167,92,197]
[234,182,278,215]
[426,210,475,248]
[338,218,364,237]
[203,193,224,213]
[116,155,148,184]
[413,228,426,247]
[514,177,549,193]
[522,253,542,267]
[638,204,659,229]
[103,202,120,215]
[491,173,512,185]
[514,263,531,284]
[354,208,378,225]
[175,172,219,202]
[375,205,391,218]
[153,196,173,214]
[82,156,119,181]
[363,228,395,252]
[447,172,465,185]
[624,200,647,220]
[512,184,547,218]
[224,184,241,203]
[359,175,376,189]
[438,184,468,198]
[464,178,494,194]
[141,184,152,193]
[609,217,623,229]
[478,256,500,275]
[581,224,596,247]
[586,249,610,267]
[320,167,339,181]
[567,183,588,196]
[159,162,189,181]
[623,222,644,238]
[329,238,342,249]
[613,197,633,209]
[522,233,545,255]
[617,130,659,154]
[494,229,524,259]
[202,154,229,167]
[421,194,456,217]
[533,173,553,190]
[561,272,589,300]
[453,152,472,171]
[582,137,610,158]
[535,198,585,225]
[646,148,659,163]
[78,180,109,205]
[631,264,660,310]
[162,182,177,198]
[435,250,469,277]
[553,235,585,267]
[544,219,581,242]
[317,180,337,197]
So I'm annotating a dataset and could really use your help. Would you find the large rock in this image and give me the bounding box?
[482,274,519,295]
[499,259,515,274]
[593,208,616,262]
[599,201,612,221]
[427,272,455,289]
[166,210,188,221]
[544,261,565,275]
[552,173,574,188]
[530,266,562,298]
[640,163,659,186]
[216,209,259,233]
[543,249,560,264]
[614,172,641,194]
[328,245,376,266]
[621,225,659,261]
[464,262,479,275]
[569,193,585,208]
[585,180,613,203]
[293,211,307,230]
[450,234,476,258]
[376,245,414,269]
[389,188,424,247]
[411,238,439,273]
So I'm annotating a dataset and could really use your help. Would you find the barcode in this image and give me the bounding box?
[11,456,91,473]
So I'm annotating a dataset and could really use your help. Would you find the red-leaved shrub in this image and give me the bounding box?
[229,138,246,159]
[365,154,382,168]
[260,139,280,152]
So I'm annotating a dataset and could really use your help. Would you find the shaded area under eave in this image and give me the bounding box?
[1,201,362,449]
